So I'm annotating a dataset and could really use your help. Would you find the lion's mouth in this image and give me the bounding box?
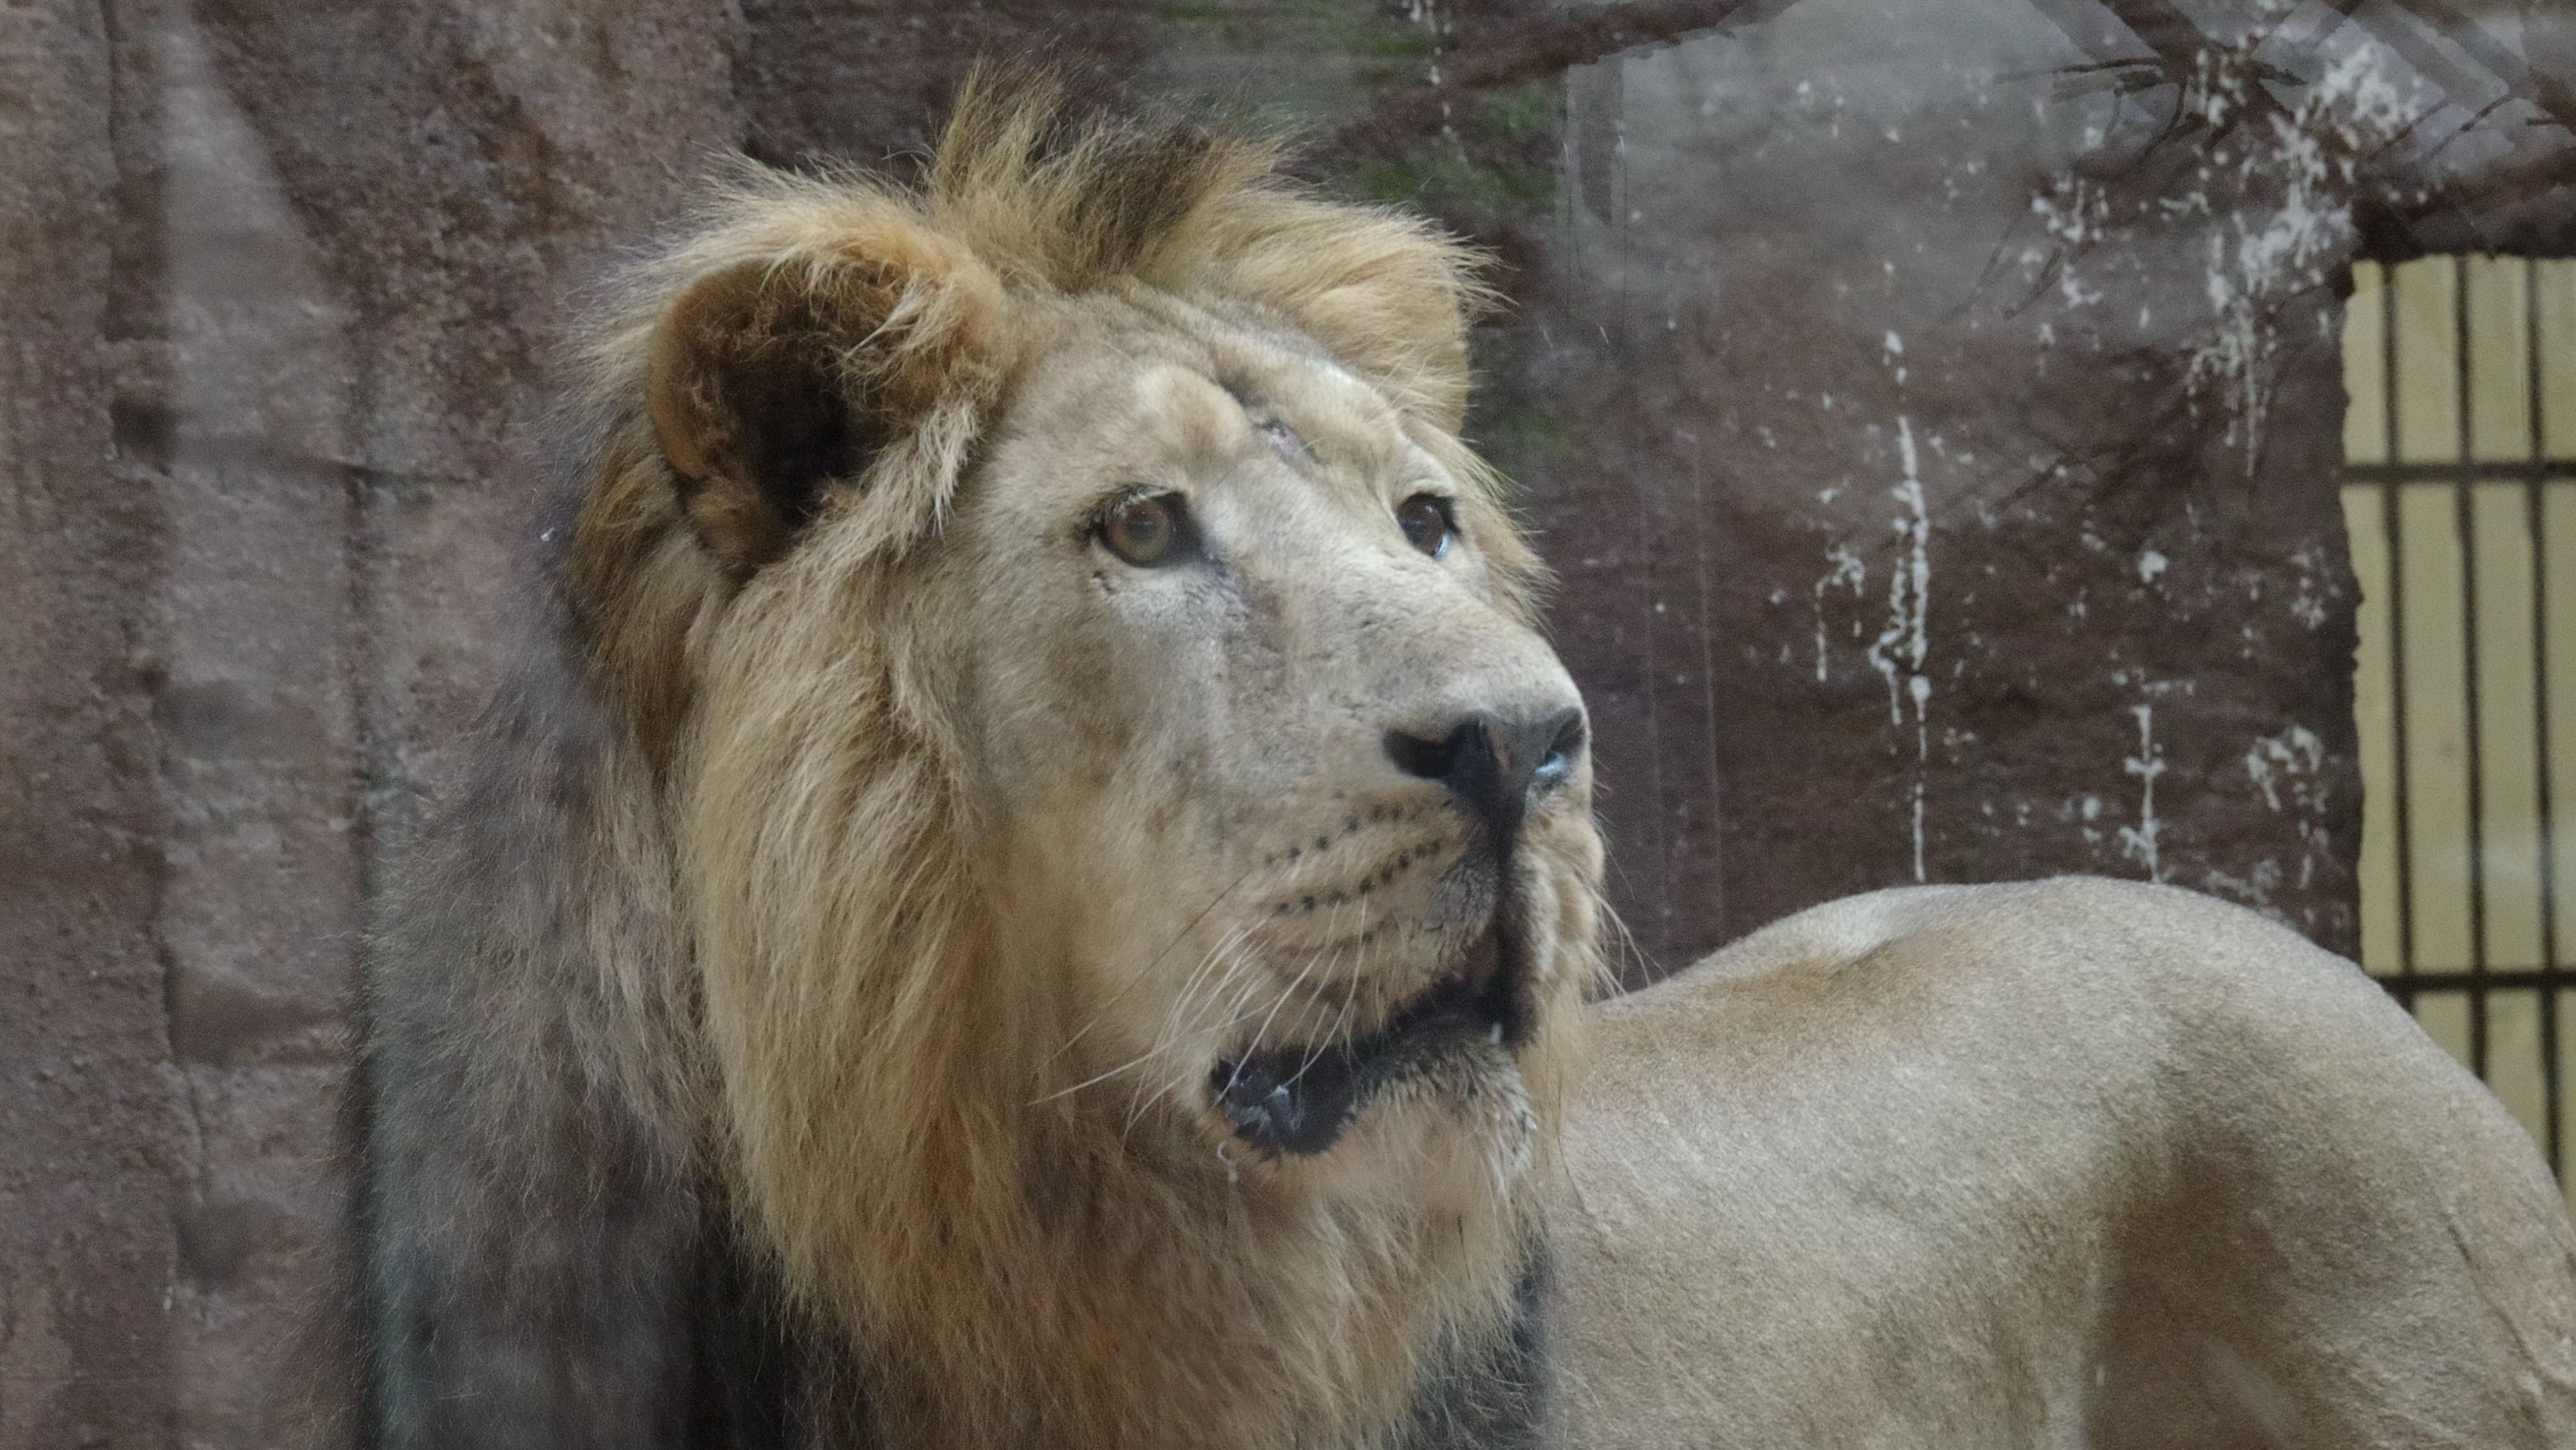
[1210,925,1523,1158]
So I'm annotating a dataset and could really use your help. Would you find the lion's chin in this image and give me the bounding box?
[1210,926,1525,1158]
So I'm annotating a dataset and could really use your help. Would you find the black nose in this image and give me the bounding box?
[1384,706,1586,841]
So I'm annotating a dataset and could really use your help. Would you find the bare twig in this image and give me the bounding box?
[1326,0,1793,155]
[2396,142,2576,226]
[2382,0,2576,138]
[1443,0,1778,91]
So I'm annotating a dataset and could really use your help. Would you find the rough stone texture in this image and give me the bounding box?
[1,8,181,1447]
[8,1,735,1443]
[0,1,2568,1444]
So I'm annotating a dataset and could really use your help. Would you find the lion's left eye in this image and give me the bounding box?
[1396,494,1455,559]
[1100,492,1190,567]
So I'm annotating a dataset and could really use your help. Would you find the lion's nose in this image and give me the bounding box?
[1384,705,1586,843]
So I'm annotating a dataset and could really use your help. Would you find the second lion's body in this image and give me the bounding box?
[1555,879,2576,1448]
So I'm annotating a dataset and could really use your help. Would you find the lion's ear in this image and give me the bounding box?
[644,242,1000,576]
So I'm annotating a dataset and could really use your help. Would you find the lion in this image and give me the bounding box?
[356,74,2576,1450]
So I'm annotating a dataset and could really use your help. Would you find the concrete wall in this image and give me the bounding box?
[1,1,2566,1443]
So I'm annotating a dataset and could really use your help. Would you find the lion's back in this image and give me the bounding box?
[1556,877,2576,1449]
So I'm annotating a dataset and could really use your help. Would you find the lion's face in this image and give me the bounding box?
[926,294,1598,1205]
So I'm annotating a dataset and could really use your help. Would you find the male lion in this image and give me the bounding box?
[359,77,2576,1450]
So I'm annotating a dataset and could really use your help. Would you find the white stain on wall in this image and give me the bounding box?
[2116,704,2167,883]
[1813,543,1866,683]
[1865,403,1934,882]
[2186,43,2417,470]
[2243,722,2331,894]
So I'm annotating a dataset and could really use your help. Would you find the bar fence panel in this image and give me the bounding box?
[2343,256,2576,1202]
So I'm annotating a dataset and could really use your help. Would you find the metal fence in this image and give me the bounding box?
[2342,256,2576,1197]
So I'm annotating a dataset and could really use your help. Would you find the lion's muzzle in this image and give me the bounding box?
[1211,922,1521,1156]
[1211,696,1580,1156]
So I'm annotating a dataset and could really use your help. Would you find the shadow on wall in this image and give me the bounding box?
[1,0,2570,1444]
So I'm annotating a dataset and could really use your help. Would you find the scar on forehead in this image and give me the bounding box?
[1226,339,1416,474]
[1207,377,1316,465]
[1259,419,1314,462]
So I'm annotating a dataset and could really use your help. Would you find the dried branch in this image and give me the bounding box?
[1443,0,1780,92]
[2090,0,2207,76]
[2380,0,2576,139]
[1325,0,1791,156]
[2393,142,2576,228]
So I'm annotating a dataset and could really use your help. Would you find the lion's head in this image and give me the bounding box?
[564,74,1603,1449]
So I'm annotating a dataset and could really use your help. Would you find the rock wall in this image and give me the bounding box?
[0,0,2566,1442]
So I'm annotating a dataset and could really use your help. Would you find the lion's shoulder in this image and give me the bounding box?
[1583,875,2463,1150]
[1619,875,2359,1016]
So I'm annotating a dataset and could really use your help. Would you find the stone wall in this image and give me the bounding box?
[0,1,2566,1442]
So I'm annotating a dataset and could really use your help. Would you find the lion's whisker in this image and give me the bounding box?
[1198,951,1282,1106]
[1589,881,1641,996]
[1123,934,1262,1139]
[1221,907,1341,1100]
[1285,919,1366,1090]
[1041,925,1256,1109]
[1031,1045,1166,1105]
[1123,1062,1198,1140]
[1176,945,1260,1068]
[1155,923,1253,1061]
[1046,860,1263,1066]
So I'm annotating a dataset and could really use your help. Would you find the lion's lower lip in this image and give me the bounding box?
[1210,930,1519,1157]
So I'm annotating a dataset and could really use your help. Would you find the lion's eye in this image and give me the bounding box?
[1100,492,1189,567]
[1396,494,1455,559]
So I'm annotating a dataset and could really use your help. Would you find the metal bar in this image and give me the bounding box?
[2457,257,2491,1077]
[2386,273,2418,984]
[2375,968,2576,994]
[2531,257,2564,1174]
[2346,460,2576,482]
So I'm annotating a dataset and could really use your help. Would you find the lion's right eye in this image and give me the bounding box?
[1099,492,1189,567]
[1396,493,1455,559]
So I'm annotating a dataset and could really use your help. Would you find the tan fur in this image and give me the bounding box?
[546,71,1601,1449]
[1555,878,2576,1448]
